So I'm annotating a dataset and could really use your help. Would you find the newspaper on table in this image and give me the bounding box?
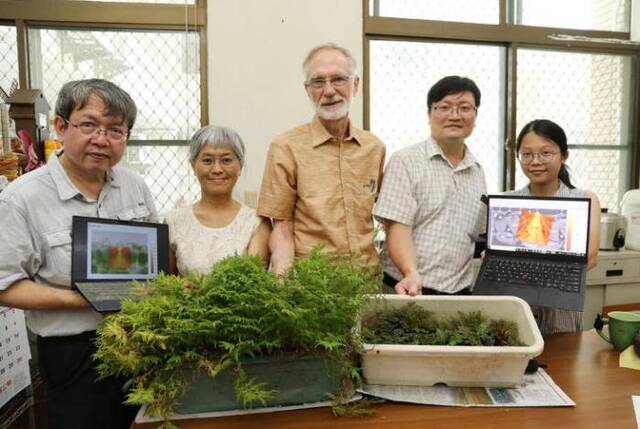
[0,307,32,409]
[359,368,574,407]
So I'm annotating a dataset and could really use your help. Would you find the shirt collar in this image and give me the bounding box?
[48,151,81,201]
[425,136,480,170]
[310,115,363,147]
[49,150,120,201]
[106,166,121,188]
[425,137,443,159]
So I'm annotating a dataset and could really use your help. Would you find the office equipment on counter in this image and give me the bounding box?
[621,189,640,250]
[71,216,170,313]
[473,195,591,312]
[599,208,626,250]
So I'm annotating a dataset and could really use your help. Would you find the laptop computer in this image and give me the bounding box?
[473,195,591,312]
[71,216,170,313]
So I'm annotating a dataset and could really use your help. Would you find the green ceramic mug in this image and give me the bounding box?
[594,311,640,351]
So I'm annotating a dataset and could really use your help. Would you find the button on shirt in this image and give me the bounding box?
[373,138,487,293]
[257,116,385,266]
[0,152,157,337]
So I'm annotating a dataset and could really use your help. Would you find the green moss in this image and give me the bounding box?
[361,302,524,346]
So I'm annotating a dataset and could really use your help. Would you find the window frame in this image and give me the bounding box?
[0,0,208,142]
[363,0,640,191]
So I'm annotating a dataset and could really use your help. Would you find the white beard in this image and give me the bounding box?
[314,98,351,121]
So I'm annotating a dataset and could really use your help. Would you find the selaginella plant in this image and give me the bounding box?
[94,249,380,426]
[361,302,524,346]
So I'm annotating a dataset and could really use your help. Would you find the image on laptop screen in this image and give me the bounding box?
[86,221,159,280]
[487,197,589,258]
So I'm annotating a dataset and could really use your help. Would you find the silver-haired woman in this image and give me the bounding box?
[165,126,271,275]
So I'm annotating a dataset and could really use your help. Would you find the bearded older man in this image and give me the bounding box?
[257,43,385,274]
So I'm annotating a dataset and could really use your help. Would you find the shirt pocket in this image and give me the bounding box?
[42,229,73,285]
[352,172,380,198]
[116,205,151,221]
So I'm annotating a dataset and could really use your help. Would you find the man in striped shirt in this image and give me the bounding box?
[374,76,487,296]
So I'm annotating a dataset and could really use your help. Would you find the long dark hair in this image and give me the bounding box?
[516,119,574,189]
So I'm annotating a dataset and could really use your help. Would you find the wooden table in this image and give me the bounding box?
[133,331,640,429]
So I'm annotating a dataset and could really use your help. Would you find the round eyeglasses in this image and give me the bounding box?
[518,151,560,164]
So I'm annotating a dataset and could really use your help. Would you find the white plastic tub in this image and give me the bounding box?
[360,295,544,388]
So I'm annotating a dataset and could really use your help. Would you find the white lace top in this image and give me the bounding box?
[165,204,261,275]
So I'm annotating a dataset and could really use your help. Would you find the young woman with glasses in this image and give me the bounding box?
[509,119,601,335]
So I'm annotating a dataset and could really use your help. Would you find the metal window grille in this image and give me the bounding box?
[369,39,506,193]
[28,27,202,215]
[0,25,19,94]
[515,49,634,211]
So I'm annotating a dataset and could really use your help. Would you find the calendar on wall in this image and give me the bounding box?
[0,307,31,409]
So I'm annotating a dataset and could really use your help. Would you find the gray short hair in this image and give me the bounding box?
[302,43,357,79]
[189,125,246,166]
[55,79,137,131]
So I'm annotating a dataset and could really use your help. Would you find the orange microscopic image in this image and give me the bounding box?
[515,210,554,246]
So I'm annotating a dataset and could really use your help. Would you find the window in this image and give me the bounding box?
[0,1,206,215]
[28,27,202,213]
[369,39,506,193]
[515,49,634,210]
[516,0,630,32]
[0,25,19,94]
[28,28,200,141]
[370,0,499,25]
[365,0,638,210]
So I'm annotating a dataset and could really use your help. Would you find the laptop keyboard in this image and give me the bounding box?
[483,259,582,293]
[75,281,133,301]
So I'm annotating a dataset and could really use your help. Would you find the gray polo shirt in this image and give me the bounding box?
[374,137,487,293]
[0,152,157,337]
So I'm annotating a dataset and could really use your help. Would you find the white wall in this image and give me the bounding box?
[208,0,363,203]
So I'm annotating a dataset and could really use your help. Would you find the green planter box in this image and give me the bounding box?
[176,354,340,414]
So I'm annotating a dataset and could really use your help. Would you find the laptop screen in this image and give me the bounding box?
[487,195,590,258]
[86,221,159,280]
[72,216,170,282]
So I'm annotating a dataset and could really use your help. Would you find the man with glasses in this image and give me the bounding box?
[374,75,487,296]
[258,43,385,274]
[0,79,156,428]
